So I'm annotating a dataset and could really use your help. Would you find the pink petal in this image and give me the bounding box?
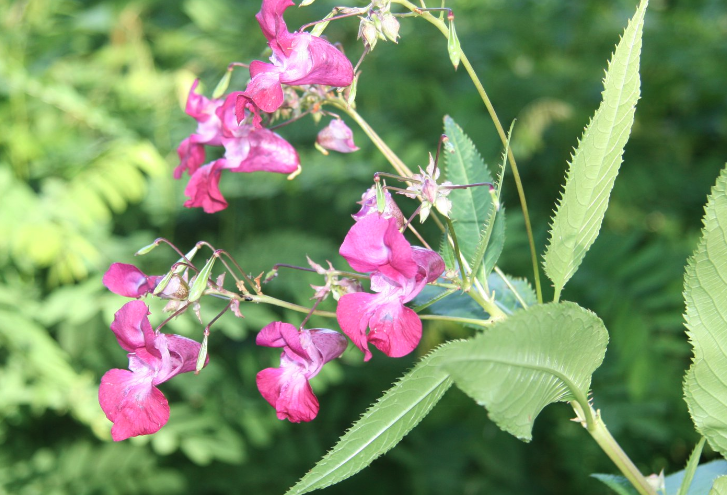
[317,119,359,153]
[257,321,309,362]
[243,67,284,114]
[308,329,348,364]
[103,263,156,298]
[99,368,170,441]
[165,334,206,377]
[255,0,294,45]
[336,292,378,361]
[229,127,299,174]
[256,367,319,423]
[280,34,354,88]
[339,215,417,281]
[109,300,156,353]
[183,159,230,213]
[175,136,206,179]
[367,300,422,359]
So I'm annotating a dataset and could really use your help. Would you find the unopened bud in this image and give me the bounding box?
[299,0,316,6]
[195,334,208,374]
[135,241,159,256]
[447,20,461,70]
[380,13,400,43]
[359,19,378,51]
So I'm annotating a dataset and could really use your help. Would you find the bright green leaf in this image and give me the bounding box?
[443,116,503,282]
[438,302,608,441]
[285,343,456,495]
[684,165,727,456]
[543,0,648,301]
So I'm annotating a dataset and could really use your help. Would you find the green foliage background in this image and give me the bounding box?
[0,0,725,493]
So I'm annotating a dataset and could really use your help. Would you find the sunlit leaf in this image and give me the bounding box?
[438,302,608,441]
[543,0,648,300]
[285,343,456,494]
[684,165,727,455]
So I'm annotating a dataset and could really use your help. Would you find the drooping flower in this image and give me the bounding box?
[316,119,359,154]
[176,88,300,213]
[337,245,444,361]
[99,300,206,441]
[239,0,354,117]
[256,321,347,422]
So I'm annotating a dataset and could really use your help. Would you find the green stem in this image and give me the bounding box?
[572,403,657,495]
[392,0,543,305]
[445,217,469,288]
[326,99,413,177]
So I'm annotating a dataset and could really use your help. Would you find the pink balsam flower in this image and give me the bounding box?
[317,119,359,153]
[337,213,445,361]
[99,301,205,441]
[256,321,347,422]
[240,0,354,117]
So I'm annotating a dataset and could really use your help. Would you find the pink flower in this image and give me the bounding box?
[240,0,354,116]
[99,301,206,441]
[337,215,445,361]
[176,88,300,213]
[317,119,359,153]
[256,321,347,422]
[103,263,161,298]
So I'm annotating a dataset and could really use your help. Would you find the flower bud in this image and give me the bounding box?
[359,18,378,51]
[380,13,400,43]
[317,119,359,153]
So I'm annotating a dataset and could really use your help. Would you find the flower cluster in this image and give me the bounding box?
[336,189,445,361]
[176,0,355,213]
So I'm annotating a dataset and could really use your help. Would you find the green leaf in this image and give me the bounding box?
[443,116,503,281]
[285,343,455,495]
[438,302,608,441]
[684,165,727,456]
[678,438,706,495]
[710,477,727,495]
[591,474,639,495]
[665,460,727,495]
[543,0,648,300]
